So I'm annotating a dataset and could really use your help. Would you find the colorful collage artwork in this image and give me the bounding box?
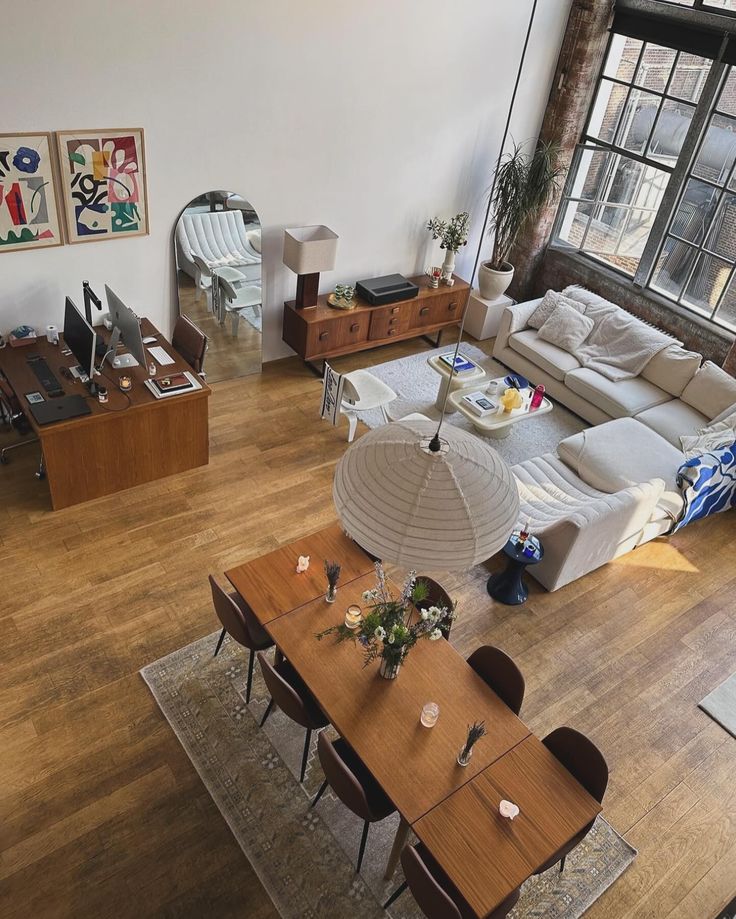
[0,133,63,253]
[56,129,148,243]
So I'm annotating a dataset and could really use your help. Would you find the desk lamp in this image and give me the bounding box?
[283,225,339,308]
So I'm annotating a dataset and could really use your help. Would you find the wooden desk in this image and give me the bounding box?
[0,320,210,509]
[413,735,603,917]
[267,572,530,826]
[225,522,375,626]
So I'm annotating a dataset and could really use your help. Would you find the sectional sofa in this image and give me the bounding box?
[492,288,736,591]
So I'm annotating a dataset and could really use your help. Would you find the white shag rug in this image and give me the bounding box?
[358,344,587,466]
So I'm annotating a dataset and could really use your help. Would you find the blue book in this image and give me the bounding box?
[438,352,476,373]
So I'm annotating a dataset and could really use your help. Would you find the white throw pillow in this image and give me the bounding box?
[537,302,595,353]
[680,407,736,459]
[247,229,261,254]
[641,345,701,397]
[561,284,607,310]
[680,360,736,419]
[528,290,587,330]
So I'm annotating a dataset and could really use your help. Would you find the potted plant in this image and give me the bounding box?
[426,211,470,283]
[316,563,455,679]
[479,141,562,301]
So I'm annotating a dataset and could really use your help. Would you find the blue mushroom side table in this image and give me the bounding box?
[487,533,544,606]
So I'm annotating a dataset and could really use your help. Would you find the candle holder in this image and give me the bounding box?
[344,605,362,630]
[296,555,310,573]
[420,702,440,728]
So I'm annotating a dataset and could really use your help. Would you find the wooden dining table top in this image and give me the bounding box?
[412,734,603,918]
[224,522,375,626]
[266,571,531,825]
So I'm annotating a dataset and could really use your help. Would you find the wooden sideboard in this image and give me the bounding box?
[282,273,470,370]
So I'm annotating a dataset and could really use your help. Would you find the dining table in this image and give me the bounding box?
[227,523,603,917]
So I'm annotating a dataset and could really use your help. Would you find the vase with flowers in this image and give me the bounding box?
[316,563,455,679]
[426,211,470,283]
[324,560,341,603]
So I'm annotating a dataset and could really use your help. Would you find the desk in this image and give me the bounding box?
[225,522,375,627]
[0,319,210,509]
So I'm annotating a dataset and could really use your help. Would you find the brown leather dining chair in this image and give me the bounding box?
[384,841,521,918]
[257,651,329,782]
[209,575,273,703]
[172,314,208,376]
[466,645,525,716]
[310,732,396,873]
[535,726,609,874]
[415,577,456,640]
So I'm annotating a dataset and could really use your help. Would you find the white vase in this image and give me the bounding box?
[478,261,514,300]
[441,249,456,281]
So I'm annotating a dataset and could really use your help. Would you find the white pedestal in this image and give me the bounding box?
[464,290,513,341]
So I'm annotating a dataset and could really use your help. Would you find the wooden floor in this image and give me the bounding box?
[1,334,735,918]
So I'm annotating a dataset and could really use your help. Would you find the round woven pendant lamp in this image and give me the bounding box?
[333,417,519,570]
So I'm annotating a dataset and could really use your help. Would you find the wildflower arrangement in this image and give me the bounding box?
[316,563,455,674]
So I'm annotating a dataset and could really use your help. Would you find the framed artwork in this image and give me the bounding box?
[55,128,149,243]
[0,132,64,253]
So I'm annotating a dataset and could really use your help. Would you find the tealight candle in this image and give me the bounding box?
[499,799,520,820]
[420,702,440,728]
[119,375,133,392]
[296,555,310,573]
[344,605,362,630]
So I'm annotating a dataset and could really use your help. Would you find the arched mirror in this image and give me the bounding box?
[174,191,262,381]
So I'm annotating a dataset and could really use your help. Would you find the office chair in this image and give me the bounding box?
[0,378,45,478]
[172,314,208,377]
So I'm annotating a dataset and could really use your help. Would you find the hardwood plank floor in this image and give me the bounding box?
[1,333,735,918]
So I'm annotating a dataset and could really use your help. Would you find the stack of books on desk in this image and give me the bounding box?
[461,391,498,417]
[144,371,202,399]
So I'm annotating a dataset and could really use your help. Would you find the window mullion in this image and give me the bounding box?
[633,57,728,288]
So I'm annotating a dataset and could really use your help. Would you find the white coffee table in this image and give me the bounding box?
[427,353,487,411]
[447,378,553,438]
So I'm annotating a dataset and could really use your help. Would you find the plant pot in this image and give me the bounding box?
[478,261,514,300]
[379,656,402,680]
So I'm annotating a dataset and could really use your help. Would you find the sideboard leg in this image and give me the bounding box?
[304,359,325,378]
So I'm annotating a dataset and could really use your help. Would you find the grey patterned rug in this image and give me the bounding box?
[141,633,636,918]
[359,344,587,466]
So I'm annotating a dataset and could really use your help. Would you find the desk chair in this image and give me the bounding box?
[0,378,44,478]
[384,842,521,918]
[310,732,396,873]
[172,315,208,377]
[535,726,608,874]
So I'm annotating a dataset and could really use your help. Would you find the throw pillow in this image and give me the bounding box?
[561,284,607,309]
[641,345,702,397]
[528,289,587,330]
[680,360,736,419]
[680,407,736,460]
[537,302,595,354]
[247,229,261,254]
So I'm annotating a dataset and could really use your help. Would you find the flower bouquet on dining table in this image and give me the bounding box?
[315,562,456,679]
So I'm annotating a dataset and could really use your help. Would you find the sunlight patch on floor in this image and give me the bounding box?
[612,541,700,573]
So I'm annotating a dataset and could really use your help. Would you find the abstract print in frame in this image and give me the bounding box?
[0,132,63,253]
[56,128,148,243]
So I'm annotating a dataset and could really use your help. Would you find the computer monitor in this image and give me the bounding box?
[63,297,97,379]
[105,285,147,369]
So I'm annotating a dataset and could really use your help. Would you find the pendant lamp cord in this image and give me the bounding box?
[429,0,539,453]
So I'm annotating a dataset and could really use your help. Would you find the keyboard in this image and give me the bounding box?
[27,355,64,397]
[148,345,175,366]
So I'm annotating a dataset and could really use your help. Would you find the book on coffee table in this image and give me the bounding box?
[438,353,477,373]
[461,391,498,417]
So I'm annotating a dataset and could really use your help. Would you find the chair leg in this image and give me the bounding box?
[213,627,227,657]
[245,649,255,703]
[383,880,408,909]
[345,411,358,443]
[310,779,328,809]
[300,728,312,782]
[560,855,566,873]
[259,698,274,728]
[356,820,370,873]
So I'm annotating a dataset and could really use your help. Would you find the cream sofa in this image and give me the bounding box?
[492,292,736,591]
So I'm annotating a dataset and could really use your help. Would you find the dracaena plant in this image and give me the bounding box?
[488,140,562,271]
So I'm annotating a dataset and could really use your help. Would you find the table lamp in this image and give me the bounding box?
[283,225,339,308]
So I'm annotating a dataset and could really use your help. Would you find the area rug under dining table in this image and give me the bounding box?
[142,633,636,919]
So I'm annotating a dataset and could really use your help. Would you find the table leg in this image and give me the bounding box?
[487,559,529,605]
[384,817,410,880]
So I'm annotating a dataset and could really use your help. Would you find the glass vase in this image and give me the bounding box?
[457,746,473,767]
[379,655,401,680]
[325,585,337,603]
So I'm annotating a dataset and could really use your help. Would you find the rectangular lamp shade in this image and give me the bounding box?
[283,225,338,275]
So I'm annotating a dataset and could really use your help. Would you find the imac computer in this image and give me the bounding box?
[104,285,147,369]
[63,297,97,381]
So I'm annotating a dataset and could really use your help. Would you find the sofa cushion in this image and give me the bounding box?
[680,360,736,419]
[557,417,683,507]
[641,345,701,397]
[635,399,709,447]
[680,407,736,459]
[508,329,581,382]
[564,367,672,418]
[528,290,587,330]
[538,302,595,353]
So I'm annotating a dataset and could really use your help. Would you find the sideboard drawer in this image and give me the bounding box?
[368,303,411,341]
[305,311,371,357]
[410,292,464,329]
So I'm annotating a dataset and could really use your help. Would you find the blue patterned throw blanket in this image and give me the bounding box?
[675,442,736,532]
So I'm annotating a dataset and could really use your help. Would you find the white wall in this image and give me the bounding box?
[0,0,571,362]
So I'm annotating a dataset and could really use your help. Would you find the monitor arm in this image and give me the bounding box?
[82,280,103,326]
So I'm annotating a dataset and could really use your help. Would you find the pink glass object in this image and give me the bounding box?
[499,799,520,820]
[420,702,440,727]
[296,555,310,573]
[529,384,545,411]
